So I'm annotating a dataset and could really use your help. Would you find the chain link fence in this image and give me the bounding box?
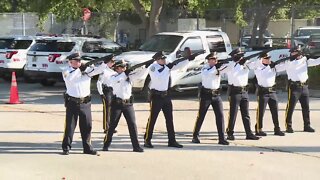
[1,6,320,50]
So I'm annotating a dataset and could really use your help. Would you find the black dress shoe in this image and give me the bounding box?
[304,126,315,132]
[133,147,144,153]
[62,149,69,155]
[168,141,183,148]
[227,134,235,141]
[191,136,200,143]
[246,134,260,140]
[144,141,154,148]
[274,129,285,136]
[113,129,118,133]
[218,139,229,145]
[286,127,294,133]
[102,145,109,151]
[84,150,98,155]
[255,130,267,136]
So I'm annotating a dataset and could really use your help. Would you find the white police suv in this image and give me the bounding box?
[0,36,36,80]
[24,36,122,86]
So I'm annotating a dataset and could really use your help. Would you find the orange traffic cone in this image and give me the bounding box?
[7,72,22,104]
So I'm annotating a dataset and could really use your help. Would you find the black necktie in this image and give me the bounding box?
[158,65,165,72]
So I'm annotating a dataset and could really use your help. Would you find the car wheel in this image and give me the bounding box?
[40,79,56,86]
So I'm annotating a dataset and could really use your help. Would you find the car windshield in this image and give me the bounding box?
[11,40,33,49]
[139,35,183,52]
[30,40,75,52]
[0,38,14,49]
[295,29,320,37]
[82,41,122,53]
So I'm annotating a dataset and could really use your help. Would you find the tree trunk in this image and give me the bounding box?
[131,0,163,38]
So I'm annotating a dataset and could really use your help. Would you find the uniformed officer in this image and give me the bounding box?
[250,52,285,136]
[62,53,107,155]
[144,51,190,148]
[223,48,259,140]
[283,47,320,133]
[191,52,229,145]
[102,60,147,152]
[97,55,117,134]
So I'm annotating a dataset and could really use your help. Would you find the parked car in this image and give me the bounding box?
[293,26,320,47]
[303,34,320,58]
[0,36,36,80]
[239,30,273,48]
[115,30,233,93]
[24,36,122,86]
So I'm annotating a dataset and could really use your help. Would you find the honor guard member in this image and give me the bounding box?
[144,51,191,148]
[97,55,117,134]
[251,52,285,136]
[283,47,320,133]
[62,53,107,155]
[102,60,146,152]
[191,52,229,145]
[223,48,259,140]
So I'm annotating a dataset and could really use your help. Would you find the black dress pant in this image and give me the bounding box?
[144,94,176,143]
[62,100,93,152]
[104,100,140,149]
[193,92,225,141]
[101,88,113,132]
[285,84,310,129]
[256,91,280,130]
[226,88,253,136]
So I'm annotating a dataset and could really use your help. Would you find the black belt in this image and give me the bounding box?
[258,85,276,94]
[201,87,220,96]
[289,80,307,87]
[229,85,247,92]
[114,97,132,104]
[68,95,91,104]
[102,85,113,92]
[150,89,168,97]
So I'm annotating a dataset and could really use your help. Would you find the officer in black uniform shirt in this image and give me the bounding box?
[191,52,229,145]
[282,47,320,133]
[102,60,146,152]
[223,48,259,140]
[144,51,191,148]
[62,53,107,155]
[250,52,285,136]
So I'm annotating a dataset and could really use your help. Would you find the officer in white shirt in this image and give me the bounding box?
[250,52,285,136]
[223,48,259,141]
[96,55,117,134]
[102,60,146,152]
[62,53,107,155]
[282,47,320,133]
[144,51,192,148]
[191,52,229,145]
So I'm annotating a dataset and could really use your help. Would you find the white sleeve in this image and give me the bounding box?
[85,63,107,77]
[220,61,233,74]
[128,67,149,82]
[97,73,104,95]
[62,68,81,82]
[307,57,320,67]
[275,61,287,73]
[170,60,189,71]
[246,59,259,70]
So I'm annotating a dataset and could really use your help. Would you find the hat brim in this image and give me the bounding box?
[69,58,81,61]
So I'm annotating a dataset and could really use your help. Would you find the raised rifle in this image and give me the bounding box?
[217,48,275,65]
[81,54,115,67]
[167,49,206,69]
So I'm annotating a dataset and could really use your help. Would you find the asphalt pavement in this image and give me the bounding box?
[0,78,320,180]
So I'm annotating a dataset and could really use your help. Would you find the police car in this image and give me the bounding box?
[0,36,36,80]
[116,30,233,92]
[24,35,122,86]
